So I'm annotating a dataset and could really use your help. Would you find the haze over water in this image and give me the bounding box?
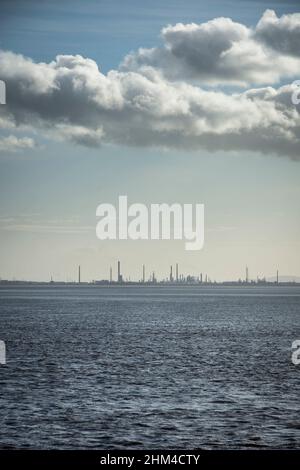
[0,285,299,449]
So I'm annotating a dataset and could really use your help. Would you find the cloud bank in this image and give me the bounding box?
[0,10,299,158]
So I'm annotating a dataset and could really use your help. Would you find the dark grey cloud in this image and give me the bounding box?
[256,9,300,57]
[0,10,299,158]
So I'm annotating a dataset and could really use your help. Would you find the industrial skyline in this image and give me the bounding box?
[88,261,290,286]
[73,261,284,285]
[1,261,297,286]
[0,260,300,285]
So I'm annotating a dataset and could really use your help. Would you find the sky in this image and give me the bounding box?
[0,0,299,282]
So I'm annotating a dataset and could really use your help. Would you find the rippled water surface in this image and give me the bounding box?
[0,285,299,449]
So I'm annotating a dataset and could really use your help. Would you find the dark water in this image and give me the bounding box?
[0,285,299,449]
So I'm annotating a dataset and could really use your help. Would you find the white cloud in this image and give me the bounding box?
[122,10,300,86]
[51,124,105,147]
[0,135,36,153]
[0,10,299,159]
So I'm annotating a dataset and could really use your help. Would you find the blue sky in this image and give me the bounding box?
[0,0,299,282]
[1,0,299,70]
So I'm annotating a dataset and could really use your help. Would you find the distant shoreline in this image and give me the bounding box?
[1,281,300,287]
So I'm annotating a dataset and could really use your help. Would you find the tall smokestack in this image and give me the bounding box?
[246,266,249,283]
[176,263,178,282]
[143,264,145,283]
[170,265,173,282]
[78,265,81,284]
[117,260,122,283]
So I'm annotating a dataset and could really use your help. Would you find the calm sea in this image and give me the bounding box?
[0,285,299,449]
